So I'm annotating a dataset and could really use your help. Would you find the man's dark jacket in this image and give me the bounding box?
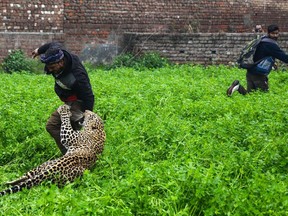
[38,42,94,111]
[248,36,288,74]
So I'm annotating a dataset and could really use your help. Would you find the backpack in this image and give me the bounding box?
[237,36,263,69]
[254,56,275,75]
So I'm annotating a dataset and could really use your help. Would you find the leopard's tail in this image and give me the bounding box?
[0,163,56,197]
[0,179,35,196]
[1,156,86,197]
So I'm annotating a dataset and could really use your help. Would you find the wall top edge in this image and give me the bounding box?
[124,32,288,36]
[0,32,64,35]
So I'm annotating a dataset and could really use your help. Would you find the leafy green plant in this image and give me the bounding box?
[108,52,136,69]
[138,52,170,69]
[1,65,288,215]
[106,52,171,70]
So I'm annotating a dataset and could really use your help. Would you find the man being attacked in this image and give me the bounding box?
[32,42,94,154]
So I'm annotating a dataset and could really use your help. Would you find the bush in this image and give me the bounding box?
[138,52,171,69]
[109,53,136,68]
[1,50,32,73]
[106,52,171,70]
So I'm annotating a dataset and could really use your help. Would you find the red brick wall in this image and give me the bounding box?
[62,0,288,33]
[1,0,288,64]
[1,0,64,32]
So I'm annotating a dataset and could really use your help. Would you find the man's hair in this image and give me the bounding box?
[267,24,279,33]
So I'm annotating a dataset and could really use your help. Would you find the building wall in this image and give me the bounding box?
[1,0,288,64]
[124,32,288,65]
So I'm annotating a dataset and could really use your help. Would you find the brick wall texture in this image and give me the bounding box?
[1,0,288,65]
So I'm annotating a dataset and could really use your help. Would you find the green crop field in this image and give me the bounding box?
[0,65,288,215]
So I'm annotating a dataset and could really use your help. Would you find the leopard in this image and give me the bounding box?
[0,104,106,196]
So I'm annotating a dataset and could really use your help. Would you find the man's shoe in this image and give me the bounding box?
[227,80,240,96]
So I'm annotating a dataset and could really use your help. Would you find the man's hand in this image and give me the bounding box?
[273,62,278,70]
[32,48,39,58]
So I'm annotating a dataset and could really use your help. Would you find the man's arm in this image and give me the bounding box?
[32,42,64,58]
[74,73,95,111]
[71,56,95,111]
[267,43,288,63]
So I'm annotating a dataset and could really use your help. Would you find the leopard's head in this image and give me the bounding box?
[83,110,104,132]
